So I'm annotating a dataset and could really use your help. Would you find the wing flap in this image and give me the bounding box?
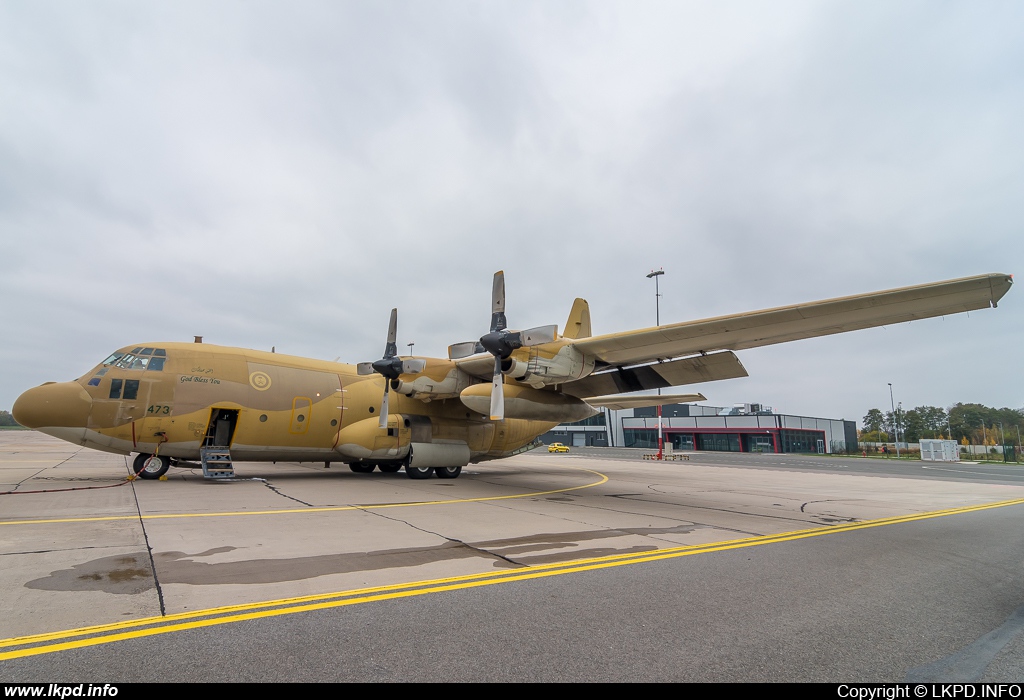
[587,393,707,411]
[573,273,1012,365]
[560,350,747,399]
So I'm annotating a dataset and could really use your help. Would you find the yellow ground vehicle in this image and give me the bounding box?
[548,442,570,453]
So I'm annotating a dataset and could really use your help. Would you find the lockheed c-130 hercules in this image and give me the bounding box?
[12,271,1013,481]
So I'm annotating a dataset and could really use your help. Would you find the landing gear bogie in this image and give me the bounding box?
[405,463,434,479]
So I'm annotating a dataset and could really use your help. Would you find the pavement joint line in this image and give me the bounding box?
[3,495,1024,661]
[0,467,610,526]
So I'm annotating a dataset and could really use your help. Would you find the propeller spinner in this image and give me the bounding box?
[447,271,557,421]
[357,308,426,428]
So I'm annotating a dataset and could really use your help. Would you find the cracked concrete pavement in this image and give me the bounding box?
[3,430,1022,640]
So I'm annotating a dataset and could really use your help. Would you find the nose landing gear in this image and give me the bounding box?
[132,453,170,479]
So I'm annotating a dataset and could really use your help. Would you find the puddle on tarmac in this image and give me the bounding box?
[25,553,154,595]
[25,523,705,591]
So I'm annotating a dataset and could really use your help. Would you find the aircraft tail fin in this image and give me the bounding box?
[563,298,592,339]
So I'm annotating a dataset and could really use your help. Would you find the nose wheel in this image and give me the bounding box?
[132,453,170,479]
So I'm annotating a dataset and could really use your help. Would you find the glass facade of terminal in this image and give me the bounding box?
[622,428,827,453]
[541,403,857,454]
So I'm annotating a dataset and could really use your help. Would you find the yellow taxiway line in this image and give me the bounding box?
[3,495,1024,661]
[0,467,609,526]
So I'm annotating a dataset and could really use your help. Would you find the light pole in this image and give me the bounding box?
[888,383,900,458]
[647,268,664,459]
[898,401,903,452]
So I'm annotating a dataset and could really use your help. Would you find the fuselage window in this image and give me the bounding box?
[114,354,136,369]
[109,379,123,399]
[102,352,125,366]
[139,348,154,356]
[131,347,142,354]
[129,356,150,370]
[96,367,109,376]
[88,377,100,386]
[148,357,165,371]
[153,349,166,357]
[123,380,140,401]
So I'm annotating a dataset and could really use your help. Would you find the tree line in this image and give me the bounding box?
[861,403,1024,445]
[0,410,18,427]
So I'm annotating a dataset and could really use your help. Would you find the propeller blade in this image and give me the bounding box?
[379,381,390,429]
[490,271,507,332]
[448,341,484,359]
[489,358,504,421]
[519,324,558,346]
[383,308,398,359]
[356,362,375,376]
[402,359,426,374]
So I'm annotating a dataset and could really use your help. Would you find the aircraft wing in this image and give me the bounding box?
[455,355,499,381]
[559,351,746,398]
[586,393,707,411]
[572,273,1013,366]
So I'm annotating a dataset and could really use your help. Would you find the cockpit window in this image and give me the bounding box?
[102,352,125,366]
[114,354,136,369]
[123,379,139,400]
[107,349,167,371]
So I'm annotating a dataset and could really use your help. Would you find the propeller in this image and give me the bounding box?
[447,271,557,420]
[357,308,426,428]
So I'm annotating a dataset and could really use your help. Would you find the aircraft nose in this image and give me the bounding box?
[12,382,92,429]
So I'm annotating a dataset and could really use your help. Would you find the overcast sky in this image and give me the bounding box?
[1,1,1021,424]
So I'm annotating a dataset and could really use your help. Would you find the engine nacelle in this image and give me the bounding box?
[460,384,598,423]
[392,364,473,401]
[518,343,596,389]
[501,358,530,380]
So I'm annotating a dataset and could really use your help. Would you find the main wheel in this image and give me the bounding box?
[405,463,434,479]
[378,463,402,473]
[133,453,170,479]
[349,463,376,473]
[434,466,462,479]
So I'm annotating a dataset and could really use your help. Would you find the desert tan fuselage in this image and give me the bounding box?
[15,342,556,465]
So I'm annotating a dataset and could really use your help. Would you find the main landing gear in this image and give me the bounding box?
[132,453,170,479]
[347,461,463,479]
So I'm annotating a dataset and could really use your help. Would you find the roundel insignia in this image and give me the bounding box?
[249,371,272,391]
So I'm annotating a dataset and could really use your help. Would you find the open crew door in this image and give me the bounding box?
[204,408,239,448]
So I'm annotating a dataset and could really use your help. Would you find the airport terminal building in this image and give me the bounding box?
[543,402,858,454]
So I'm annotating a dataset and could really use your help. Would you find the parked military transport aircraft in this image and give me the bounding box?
[12,271,1013,480]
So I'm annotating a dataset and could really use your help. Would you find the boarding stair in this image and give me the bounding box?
[200,447,235,479]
